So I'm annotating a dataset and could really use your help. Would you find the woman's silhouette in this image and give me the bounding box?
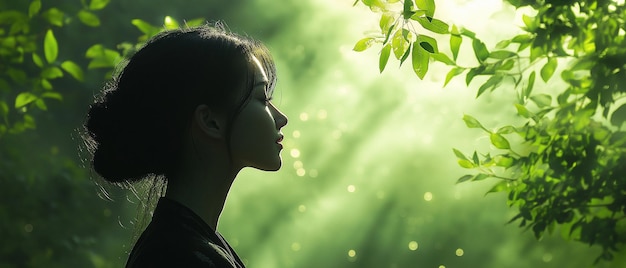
[83,25,288,267]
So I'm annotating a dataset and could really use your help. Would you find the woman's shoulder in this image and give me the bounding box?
[125,223,238,268]
[125,198,241,267]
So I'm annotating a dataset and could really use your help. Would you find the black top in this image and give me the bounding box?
[126,197,245,268]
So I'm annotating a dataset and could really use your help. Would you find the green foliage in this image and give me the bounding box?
[0,0,207,266]
[357,0,626,264]
[353,0,447,76]
[0,0,113,138]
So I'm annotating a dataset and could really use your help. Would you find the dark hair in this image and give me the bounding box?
[83,25,276,184]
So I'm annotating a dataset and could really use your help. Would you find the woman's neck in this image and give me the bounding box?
[165,158,241,231]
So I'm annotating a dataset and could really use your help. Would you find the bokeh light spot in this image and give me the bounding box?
[103,208,111,217]
[438,265,446,268]
[292,130,301,138]
[348,249,356,257]
[296,168,306,177]
[290,149,301,158]
[299,112,309,121]
[408,241,418,251]
[24,224,33,233]
[542,253,553,262]
[309,169,318,178]
[298,205,306,212]
[347,185,356,192]
[291,242,301,251]
[456,248,464,256]
[317,109,327,120]
[424,192,433,201]
[293,160,303,169]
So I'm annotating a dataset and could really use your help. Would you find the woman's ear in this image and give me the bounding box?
[194,104,224,139]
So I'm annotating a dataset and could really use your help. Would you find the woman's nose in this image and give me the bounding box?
[274,107,288,128]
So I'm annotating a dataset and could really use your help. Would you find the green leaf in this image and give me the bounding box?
[353,37,375,52]
[530,94,552,108]
[28,0,42,17]
[411,41,429,79]
[522,14,536,31]
[41,66,64,79]
[89,0,110,10]
[497,126,517,134]
[34,99,47,111]
[23,114,36,129]
[452,148,469,160]
[511,34,532,44]
[415,0,435,18]
[399,43,412,67]
[472,38,489,62]
[459,27,476,39]
[472,151,479,165]
[132,19,160,36]
[163,16,179,29]
[450,25,461,60]
[403,0,415,19]
[488,50,516,59]
[32,53,43,68]
[529,46,543,62]
[485,181,509,195]
[417,34,438,53]
[514,103,531,118]
[15,92,38,108]
[524,71,536,99]
[184,18,206,27]
[463,114,484,129]
[610,104,626,127]
[419,42,434,53]
[379,44,391,73]
[392,29,410,59]
[382,22,396,45]
[465,67,481,86]
[41,92,63,101]
[473,173,489,181]
[444,67,464,87]
[458,159,475,169]
[42,8,65,26]
[456,174,473,184]
[490,133,511,149]
[0,101,8,116]
[85,44,121,69]
[498,59,515,71]
[380,12,395,32]
[78,10,100,27]
[414,16,449,34]
[540,57,557,82]
[61,61,84,81]
[494,155,514,167]
[41,79,52,90]
[44,29,58,64]
[495,39,511,49]
[476,75,503,98]
[431,53,454,65]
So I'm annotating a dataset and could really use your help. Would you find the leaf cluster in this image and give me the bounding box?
[0,0,206,140]
[355,0,626,263]
[0,0,111,138]
[450,0,626,262]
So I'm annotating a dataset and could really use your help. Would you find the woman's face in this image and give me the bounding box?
[229,56,288,171]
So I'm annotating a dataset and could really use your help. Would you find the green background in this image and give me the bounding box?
[1,0,624,267]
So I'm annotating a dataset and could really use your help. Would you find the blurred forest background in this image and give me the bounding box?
[1,0,624,267]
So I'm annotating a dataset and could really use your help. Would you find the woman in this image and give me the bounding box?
[83,25,288,267]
